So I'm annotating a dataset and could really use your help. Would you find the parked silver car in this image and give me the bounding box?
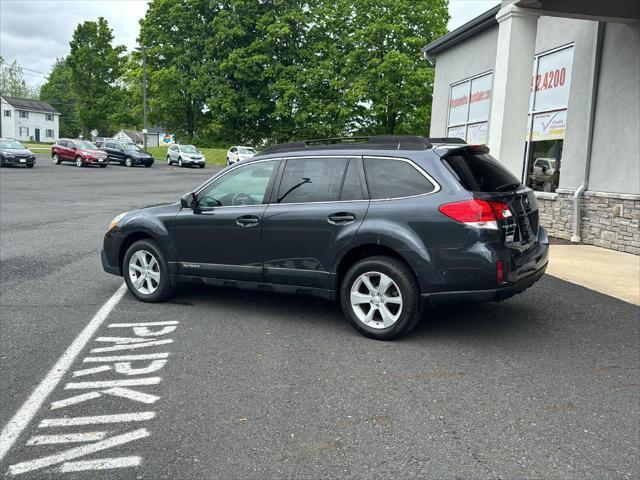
[166,144,206,168]
[226,146,256,165]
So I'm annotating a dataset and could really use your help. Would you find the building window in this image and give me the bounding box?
[46,113,53,121]
[447,71,493,144]
[19,127,29,136]
[46,129,54,138]
[3,110,10,117]
[19,110,29,119]
[525,44,574,192]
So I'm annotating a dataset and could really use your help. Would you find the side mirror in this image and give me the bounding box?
[180,192,196,209]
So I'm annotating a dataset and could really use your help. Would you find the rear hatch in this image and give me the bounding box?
[437,145,540,253]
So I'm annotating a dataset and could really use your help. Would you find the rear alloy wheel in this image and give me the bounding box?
[125,157,134,167]
[178,158,183,167]
[52,153,60,165]
[75,156,84,167]
[167,156,171,165]
[340,256,421,340]
[123,239,172,302]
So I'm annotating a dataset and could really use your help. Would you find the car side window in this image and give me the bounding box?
[340,158,365,201]
[364,158,435,199]
[197,160,277,208]
[231,147,237,153]
[116,144,124,152]
[277,157,349,204]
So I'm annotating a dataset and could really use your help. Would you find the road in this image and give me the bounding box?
[0,155,638,478]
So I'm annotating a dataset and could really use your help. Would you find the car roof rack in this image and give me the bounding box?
[258,135,433,156]
[427,137,466,145]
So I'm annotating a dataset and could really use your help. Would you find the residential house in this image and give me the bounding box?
[0,96,60,142]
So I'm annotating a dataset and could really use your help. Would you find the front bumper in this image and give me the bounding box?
[2,156,35,166]
[85,158,109,164]
[135,157,154,165]
[102,248,121,275]
[182,158,205,165]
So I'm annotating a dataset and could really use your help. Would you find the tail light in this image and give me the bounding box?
[438,199,513,230]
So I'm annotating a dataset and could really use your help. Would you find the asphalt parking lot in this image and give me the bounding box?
[1,154,638,479]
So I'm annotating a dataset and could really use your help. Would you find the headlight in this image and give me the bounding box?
[108,212,127,231]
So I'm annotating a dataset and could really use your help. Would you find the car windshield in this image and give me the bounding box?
[77,141,97,150]
[124,143,141,152]
[0,140,25,149]
[239,147,255,154]
[181,145,197,154]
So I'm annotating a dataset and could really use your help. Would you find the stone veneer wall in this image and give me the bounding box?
[535,189,640,255]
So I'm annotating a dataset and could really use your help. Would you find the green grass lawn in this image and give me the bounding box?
[21,142,54,150]
[147,146,228,165]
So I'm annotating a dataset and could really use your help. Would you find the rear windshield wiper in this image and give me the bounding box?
[494,182,521,192]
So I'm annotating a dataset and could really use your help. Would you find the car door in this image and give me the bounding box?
[261,156,369,289]
[59,140,71,160]
[173,159,279,281]
[103,141,115,161]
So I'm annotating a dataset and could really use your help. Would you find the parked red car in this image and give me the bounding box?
[51,139,109,168]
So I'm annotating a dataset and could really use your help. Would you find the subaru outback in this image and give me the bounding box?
[101,136,548,340]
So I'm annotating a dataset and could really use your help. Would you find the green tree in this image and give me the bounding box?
[345,0,448,135]
[0,56,37,98]
[39,58,81,137]
[67,17,125,136]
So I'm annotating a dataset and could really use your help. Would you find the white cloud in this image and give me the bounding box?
[0,0,149,87]
[448,0,501,30]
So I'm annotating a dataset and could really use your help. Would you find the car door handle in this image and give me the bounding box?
[327,212,356,225]
[236,215,260,227]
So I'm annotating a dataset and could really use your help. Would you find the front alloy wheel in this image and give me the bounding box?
[52,154,60,165]
[125,157,133,167]
[167,156,171,165]
[128,250,160,295]
[75,156,83,167]
[123,239,172,302]
[178,158,183,167]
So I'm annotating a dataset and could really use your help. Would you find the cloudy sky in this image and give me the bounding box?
[0,0,500,88]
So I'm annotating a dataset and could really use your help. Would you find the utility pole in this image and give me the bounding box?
[142,47,148,150]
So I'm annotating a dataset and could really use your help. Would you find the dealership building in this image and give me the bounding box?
[424,0,639,254]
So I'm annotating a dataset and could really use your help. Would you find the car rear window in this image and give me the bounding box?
[364,158,436,199]
[443,151,522,192]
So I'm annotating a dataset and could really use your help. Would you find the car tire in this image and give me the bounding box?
[52,153,60,165]
[167,156,172,165]
[123,239,173,303]
[26,164,34,169]
[340,256,421,340]
[226,156,230,165]
[199,164,205,168]
[99,164,107,168]
[125,157,134,167]
[144,163,152,168]
[75,156,84,167]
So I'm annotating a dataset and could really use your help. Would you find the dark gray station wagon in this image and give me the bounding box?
[102,136,549,340]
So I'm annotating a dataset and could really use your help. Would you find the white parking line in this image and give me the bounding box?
[0,284,128,462]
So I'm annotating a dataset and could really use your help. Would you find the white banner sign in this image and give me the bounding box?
[531,109,567,141]
[468,75,492,123]
[466,122,488,145]
[531,46,574,111]
[448,82,469,126]
[447,125,466,140]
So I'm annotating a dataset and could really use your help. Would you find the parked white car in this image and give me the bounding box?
[167,144,206,168]
[226,146,256,165]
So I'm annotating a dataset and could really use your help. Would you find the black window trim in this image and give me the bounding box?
[268,155,369,206]
[363,155,441,201]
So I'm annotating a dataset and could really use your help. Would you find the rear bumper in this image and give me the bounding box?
[422,261,547,307]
